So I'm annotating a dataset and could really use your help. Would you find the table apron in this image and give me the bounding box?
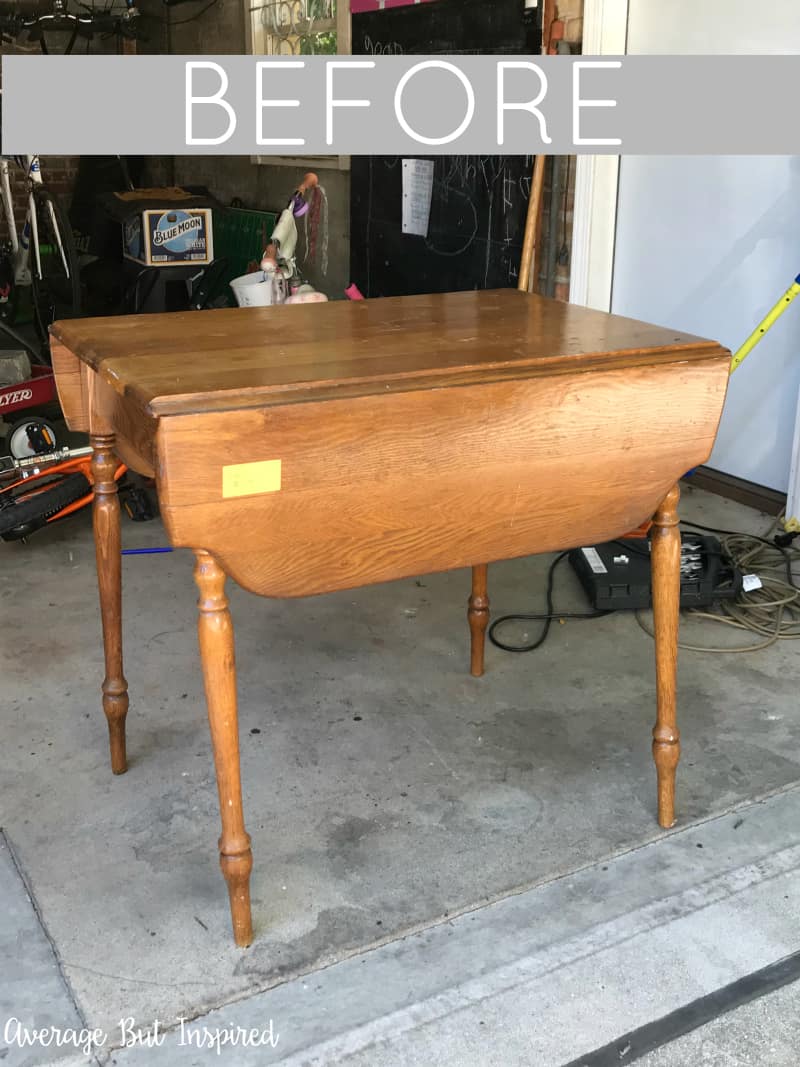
[154,357,729,598]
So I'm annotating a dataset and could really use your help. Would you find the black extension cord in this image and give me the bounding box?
[487,550,612,654]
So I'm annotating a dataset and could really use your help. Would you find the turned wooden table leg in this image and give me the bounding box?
[91,433,129,775]
[468,563,490,677]
[194,550,253,947]
[651,484,681,829]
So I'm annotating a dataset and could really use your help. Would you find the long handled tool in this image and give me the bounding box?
[729,272,800,373]
[516,0,555,294]
[517,155,547,294]
[727,271,800,535]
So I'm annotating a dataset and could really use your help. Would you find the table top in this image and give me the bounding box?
[51,289,725,418]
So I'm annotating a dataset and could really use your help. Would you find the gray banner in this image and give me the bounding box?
[2,55,799,155]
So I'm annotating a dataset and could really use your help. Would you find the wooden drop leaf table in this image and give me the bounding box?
[50,289,730,947]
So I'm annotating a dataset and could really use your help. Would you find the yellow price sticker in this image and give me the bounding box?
[222,459,282,499]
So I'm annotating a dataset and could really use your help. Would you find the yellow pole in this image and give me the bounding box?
[730,275,800,373]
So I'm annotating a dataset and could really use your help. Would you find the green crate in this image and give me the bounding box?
[212,207,278,304]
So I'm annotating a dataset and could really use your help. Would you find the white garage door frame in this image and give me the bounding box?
[569,0,629,311]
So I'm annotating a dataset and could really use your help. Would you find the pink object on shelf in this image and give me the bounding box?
[345,283,366,301]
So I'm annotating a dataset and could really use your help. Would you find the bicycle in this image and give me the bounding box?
[0,2,141,353]
[0,153,82,353]
[0,0,139,56]
[0,442,129,541]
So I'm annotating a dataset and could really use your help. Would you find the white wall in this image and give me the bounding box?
[610,0,800,491]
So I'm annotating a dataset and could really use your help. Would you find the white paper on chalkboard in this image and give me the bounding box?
[402,158,434,237]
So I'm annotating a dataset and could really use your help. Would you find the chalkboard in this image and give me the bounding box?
[350,0,540,297]
[351,155,536,296]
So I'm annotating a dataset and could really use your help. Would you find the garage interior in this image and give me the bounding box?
[2,2,800,1066]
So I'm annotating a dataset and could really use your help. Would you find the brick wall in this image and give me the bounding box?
[537,155,576,301]
[163,0,244,55]
[553,0,584,47]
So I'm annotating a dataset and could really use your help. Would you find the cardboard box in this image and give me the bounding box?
[123,207,214,267]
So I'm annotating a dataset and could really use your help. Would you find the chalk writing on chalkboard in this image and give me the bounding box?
[362,35,405,55]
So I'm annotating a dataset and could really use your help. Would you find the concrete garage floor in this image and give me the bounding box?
[1,481,799,1065]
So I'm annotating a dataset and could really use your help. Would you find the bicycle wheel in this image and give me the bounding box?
[0,471,89,539]
[30,186,82,348]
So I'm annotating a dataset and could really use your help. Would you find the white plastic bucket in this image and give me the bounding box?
[230,271,274,308]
